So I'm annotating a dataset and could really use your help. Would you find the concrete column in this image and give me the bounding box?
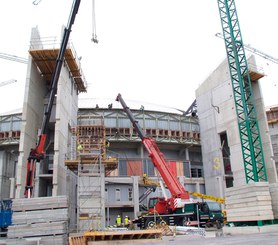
[132,176,139,218]
[9,178,15,199]
[196,182,200,193]
[216,176,224,199]
[100,164,106,230]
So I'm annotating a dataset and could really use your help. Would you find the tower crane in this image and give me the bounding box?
[215,32,278,65]
[0,79,17,87]
[0,52,28,64]
[217,0,267,183]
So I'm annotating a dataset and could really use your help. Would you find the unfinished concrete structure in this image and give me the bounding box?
[196,55,278,224]
[0,21,277,244]
[15,26,86,199]
[266,105,278,219]
[266,105,278,173]
[64,101,203,231]
[3,26,88,242]
[1,51,278,241]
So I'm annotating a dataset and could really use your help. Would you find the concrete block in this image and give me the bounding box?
[7,235,67,245]
[225,182,270,195]
[227,200,272,209]
[225,183,274,222]
[8,221,67,238]
[12,208,69,225]
[223,224,278,235]
[12,196,68,211]
[269,183,278,218]
[223,226,259,234]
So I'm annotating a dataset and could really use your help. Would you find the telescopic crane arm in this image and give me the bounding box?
[116,93,189,200]
[24,0,81,198]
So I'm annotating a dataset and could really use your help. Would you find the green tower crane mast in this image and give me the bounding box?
[216,0,267,183]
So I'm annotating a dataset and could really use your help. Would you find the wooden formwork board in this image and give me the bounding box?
[65,157,118,174]
[84,229,162,242]
[69,235,87,245]
[29,48,86,92]
[76,125,106,155]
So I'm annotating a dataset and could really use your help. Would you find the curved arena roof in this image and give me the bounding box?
[78,97,186,115]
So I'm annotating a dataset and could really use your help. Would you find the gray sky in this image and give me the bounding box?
[0,0,277,114]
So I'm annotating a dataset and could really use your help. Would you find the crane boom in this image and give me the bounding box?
[0,52,28,64]
[217,0,267,183]
[215,32,278,65]
[24,0,81,198]
[116,93,189,201]
[0,79,17,87]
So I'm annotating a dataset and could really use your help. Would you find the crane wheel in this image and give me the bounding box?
[145,219,155,229]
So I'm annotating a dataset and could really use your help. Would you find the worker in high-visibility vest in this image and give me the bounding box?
[124,216,129,227]
[77,143,83,153]
[116,215,122,227]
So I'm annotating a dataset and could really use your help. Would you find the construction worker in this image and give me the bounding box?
[77,143,83,153]
[124,216,129,227]
[116,215,122,227]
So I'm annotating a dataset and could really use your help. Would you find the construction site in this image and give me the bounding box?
[0,0,278,244]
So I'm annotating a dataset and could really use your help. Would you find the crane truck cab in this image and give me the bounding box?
[184,201,224,229]
[134,197,224,229]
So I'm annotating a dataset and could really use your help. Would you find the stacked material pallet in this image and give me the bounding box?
[84,229,163,242]
[7,196,69,245]
[270,183,278,219]
[225,182,274,222]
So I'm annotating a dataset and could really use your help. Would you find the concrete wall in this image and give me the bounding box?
[269,121,278,174]
[15,27,79,198]
[16,28,48,198]
[196,56,277,198]
[0,151,17,199]
[52,47,79,196]
[196,58,234,196]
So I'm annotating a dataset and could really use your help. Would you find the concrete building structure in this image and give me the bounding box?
[266,105,278,173]
[15,26,86,199]
[0,25,204,234]
[66,101,203,230]
[1,26,278,241]
[196,55,278,223]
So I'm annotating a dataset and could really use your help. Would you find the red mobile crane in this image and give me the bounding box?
[116,93,223,228]
[116,93,190,212]
[24,0,81,198]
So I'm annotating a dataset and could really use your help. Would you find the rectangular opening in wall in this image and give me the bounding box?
[183,161,190,177]
[128,187,133,201]
[219,131,233,187]
[115,188,121,201]
[225,176,234,188]
[190,167,203,178]
[105,188,108,201]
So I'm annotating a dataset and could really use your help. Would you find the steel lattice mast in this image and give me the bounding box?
[216,0,267,183]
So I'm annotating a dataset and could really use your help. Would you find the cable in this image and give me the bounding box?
[91,0,99,43]
[33,0,42,5]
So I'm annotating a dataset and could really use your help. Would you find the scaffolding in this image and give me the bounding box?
[78,159,105,231]
[65,117,117,232]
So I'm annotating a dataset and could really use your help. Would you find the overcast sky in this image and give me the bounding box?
[0,0,277,114]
